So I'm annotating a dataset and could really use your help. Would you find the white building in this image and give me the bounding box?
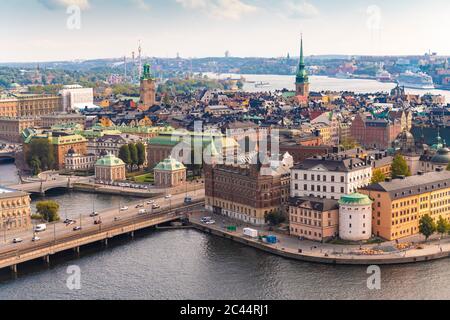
[338,193,373,241]
[59,85,94,111]
[291,155,373,200]
[64,149,96,171]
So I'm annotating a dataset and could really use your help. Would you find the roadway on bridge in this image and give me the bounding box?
[0,189,205,253]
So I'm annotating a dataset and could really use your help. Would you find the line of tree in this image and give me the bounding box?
[118,142,146,171]
[419,214,450,241]
[35,200,60,223]
[26,138,55,176]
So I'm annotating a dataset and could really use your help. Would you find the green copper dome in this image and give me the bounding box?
[154,156,185,171]
[95,154,125,167]
[339,193,373,206]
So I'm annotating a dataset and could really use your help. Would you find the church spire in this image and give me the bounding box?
[296,34,309,85]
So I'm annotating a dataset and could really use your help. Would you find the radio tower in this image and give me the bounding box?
[138,40,143,80]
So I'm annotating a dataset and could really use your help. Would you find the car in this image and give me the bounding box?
[34,224,47,232]
[13,238,23,244]
[184,197,193,204]
[73,226,82,231]
[63,218,72,224]
[90,212,99,217]
[138,209,147,215]
[94,220,102,225]
[146,200,155,205]
[120,206,129,211]
[32,236,41,242]
[165,194,172,199]
[135,204,144,209]
[205,220,216,225]
[201,217,212,223]
[152,204,161,209]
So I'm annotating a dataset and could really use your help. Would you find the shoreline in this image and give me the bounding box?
[189,213,450,266]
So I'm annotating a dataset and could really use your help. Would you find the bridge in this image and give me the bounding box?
[0,199,204,273]
[7,176,90,194]
[0,151,15,160]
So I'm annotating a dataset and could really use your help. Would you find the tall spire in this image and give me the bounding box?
[296,34,309,85]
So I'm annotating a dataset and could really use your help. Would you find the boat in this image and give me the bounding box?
[376,70,393,82]
[255,81,270,88]
[397,71,435,89]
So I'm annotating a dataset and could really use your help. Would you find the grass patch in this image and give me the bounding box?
[134,173,154,183]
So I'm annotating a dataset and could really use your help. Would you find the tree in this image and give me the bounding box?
[340,137,359,151]
[29,156,41,176]
[26,138,55,171]
[136,142,146,169]
[265,211,286,226]
[118,144,131,168]
[436,216,449,238]
[36,200,60,223]
[419,214,436,241]
[371,169,386,184]
[447,162,450,171]
[129,143,138,171]
[391,154,411,178]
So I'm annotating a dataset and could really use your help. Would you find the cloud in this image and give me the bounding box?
[176,0,258,20]
[284,0,319,19]
[132,0,151,11]
[38,0,91,10]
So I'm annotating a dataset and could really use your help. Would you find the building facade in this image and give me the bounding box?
[0,94,63,117]
[289,197,339,242]
[291,155,373,200]
[361,171,450,241]
[338,193,373,241]
[0,187,31,232]
[0,117,38,143]
[95,154,126,183]
[153,157,187,188]
[139,64,156,109]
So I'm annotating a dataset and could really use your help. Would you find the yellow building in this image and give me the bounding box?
[0,94,63,117]
[0,187,32,232]
[361,171,450,241]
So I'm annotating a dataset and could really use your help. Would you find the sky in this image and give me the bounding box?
[1,0,449,62]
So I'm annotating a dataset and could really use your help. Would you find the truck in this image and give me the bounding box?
[243,228,258,239]
[34,224,47,232]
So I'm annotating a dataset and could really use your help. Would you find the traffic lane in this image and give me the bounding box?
[0,192,205,251]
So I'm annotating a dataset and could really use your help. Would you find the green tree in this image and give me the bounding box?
[118,144,131,168]
[36,200,60,223]
[136,142,146,169]
[340,137,359,151]
[29,156,41,176]
[129,143,138,170]
[371,169,387,184]
[436,216,449,238]
[391,154,411,178]
[419,214,436,241]
[26,138,55,171]
[265,211,286,226]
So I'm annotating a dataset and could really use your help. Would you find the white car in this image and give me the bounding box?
[120,206,129,211]
[205,220,216,225]
[13,238,23,244]
[165,194,172,199]
[32,236,41,242]
[146,200,155,205]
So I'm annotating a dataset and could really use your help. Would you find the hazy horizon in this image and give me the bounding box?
[1,0,450,63]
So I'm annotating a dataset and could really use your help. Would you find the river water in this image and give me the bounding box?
[1,75,450,300]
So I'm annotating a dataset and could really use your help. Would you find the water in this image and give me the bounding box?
[0,160,21,186]
[207,73,450,102]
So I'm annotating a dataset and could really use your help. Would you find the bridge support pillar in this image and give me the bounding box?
[74,246,80,254]
[10,264,17,273]
[104,238,108,246]
[130,231,134,239]
[43,255,50,265]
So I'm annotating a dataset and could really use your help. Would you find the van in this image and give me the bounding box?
[35,224,47,232]
[138,209,146,215]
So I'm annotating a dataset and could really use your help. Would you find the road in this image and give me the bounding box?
[0,188,205,253]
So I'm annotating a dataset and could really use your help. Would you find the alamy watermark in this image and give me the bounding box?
[66,265,81,290]
[366,265,381,290]
[66,5,82,30]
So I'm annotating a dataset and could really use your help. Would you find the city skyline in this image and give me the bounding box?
[1,0,450,62]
